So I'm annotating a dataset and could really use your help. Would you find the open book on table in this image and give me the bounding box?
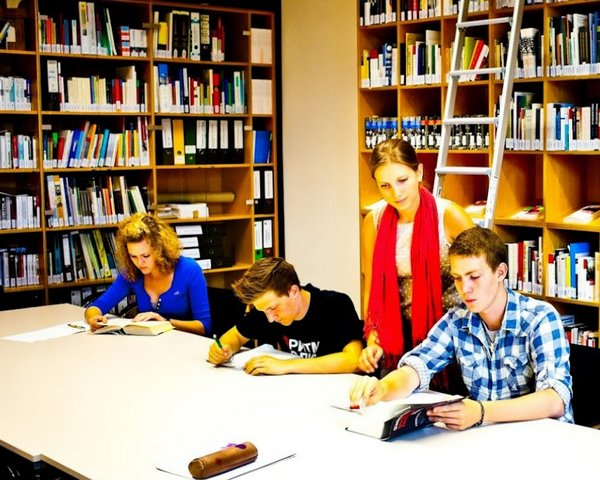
[223,344,297,369]
[93,317,174,336]
[344,390,465,440]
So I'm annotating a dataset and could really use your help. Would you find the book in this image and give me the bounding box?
[511,204,544,220]
[93,318,174,336]
[222,344,296,370]
[464,200,486,220]
[252,130,271,163]
[564,205,600,223]
[344,391,464,440]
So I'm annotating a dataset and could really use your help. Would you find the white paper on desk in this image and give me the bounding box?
[222,344,297,370]
[1,320,90,343]
[155,443,296,479]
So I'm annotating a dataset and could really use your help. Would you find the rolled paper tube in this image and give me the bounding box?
[188,442,258,479]
[157,192,235,204]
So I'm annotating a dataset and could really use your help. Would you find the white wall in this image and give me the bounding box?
[281,1,360,307]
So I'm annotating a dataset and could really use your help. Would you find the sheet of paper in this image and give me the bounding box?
[155,443,295,479]
[1,320,90,343]
[224,344,297,370]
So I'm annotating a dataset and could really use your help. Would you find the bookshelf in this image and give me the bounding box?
[0,0,279,310]
[357,0,600,347]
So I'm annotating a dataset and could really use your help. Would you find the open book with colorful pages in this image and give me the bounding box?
[344,390,464,440]
[93,318,174,336]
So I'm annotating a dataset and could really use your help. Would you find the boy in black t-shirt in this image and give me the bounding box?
[207,257,364,375]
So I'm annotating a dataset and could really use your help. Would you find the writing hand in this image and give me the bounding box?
[207,340,233,365]
[358,345,384,374]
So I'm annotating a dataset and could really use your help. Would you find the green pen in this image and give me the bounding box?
[213,334,223,349]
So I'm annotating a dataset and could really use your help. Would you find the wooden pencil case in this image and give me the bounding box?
[188,442,258,479]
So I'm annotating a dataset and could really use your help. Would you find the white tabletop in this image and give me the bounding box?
[1,304,599,480]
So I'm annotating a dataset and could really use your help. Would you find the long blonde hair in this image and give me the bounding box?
[115,213,181,281]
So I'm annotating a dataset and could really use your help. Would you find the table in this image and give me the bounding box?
[1,304,599,480]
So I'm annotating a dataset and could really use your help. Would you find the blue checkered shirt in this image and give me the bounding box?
[399,288,573,423]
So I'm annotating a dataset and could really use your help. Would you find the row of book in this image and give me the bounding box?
[405,31,443,85]
[505,238,544,296]
[41,117,150,169]
[402,0,441,21]
[153,9,222,62]
[45,175,147,228]
[48,229,117,284]
[562,315,599,347]
[548,12,600,77]
[443,0,488,15]
[253,168,275,215]
[360,44,398,88]
[496,0,542,7]
[547,243,599,302]
[547,102,600,151]
[364,115,491,151]
[362,0,556,25]
[158,117,242,165]
[67,284,134,318]
[361,0,487,23]
[0,76,32,111]
[492,28,544,81]
[0,18,20,50]
[504,91,544,151]
[45,61,148,113]
[156,203,209,220]
[154,64,245,114]
[156,118,271,165]
[39,3,146,57]
[0,247,40,288]
[175,223,233,271]
[0,131,37,169]
[455,36,489,82]
[365,100,600,152]
[250,28,273,64]
[0,193,41,230]
[505,239,600,302]
[254,219,274,261]
[359,0,397,26]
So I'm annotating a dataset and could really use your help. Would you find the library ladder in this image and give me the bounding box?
[432,0,525,228]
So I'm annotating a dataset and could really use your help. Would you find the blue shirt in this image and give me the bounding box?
[89,256,212,334]
[399,289,573,423]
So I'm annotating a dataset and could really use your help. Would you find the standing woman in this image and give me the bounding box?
[359,139,474,376]
[84,213,212,335]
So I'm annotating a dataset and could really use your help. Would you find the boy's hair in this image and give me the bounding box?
[232,257,300,304]
[448,227,507,271]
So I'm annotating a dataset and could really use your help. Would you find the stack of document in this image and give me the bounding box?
[167,203,209,219]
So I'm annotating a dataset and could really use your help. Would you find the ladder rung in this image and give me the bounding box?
[457,17,511,28]
[436,166,492,176]
[443,117,496,126]
[449,67,504,77]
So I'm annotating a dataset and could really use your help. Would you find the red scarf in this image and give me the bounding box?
[365,187,443,369]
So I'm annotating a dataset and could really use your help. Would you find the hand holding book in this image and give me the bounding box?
[345,391,465,439]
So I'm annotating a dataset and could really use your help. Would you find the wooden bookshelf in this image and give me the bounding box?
[357,0,600,345]
[0,0,279,309]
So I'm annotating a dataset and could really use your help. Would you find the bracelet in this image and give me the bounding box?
[473,399,485,427]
